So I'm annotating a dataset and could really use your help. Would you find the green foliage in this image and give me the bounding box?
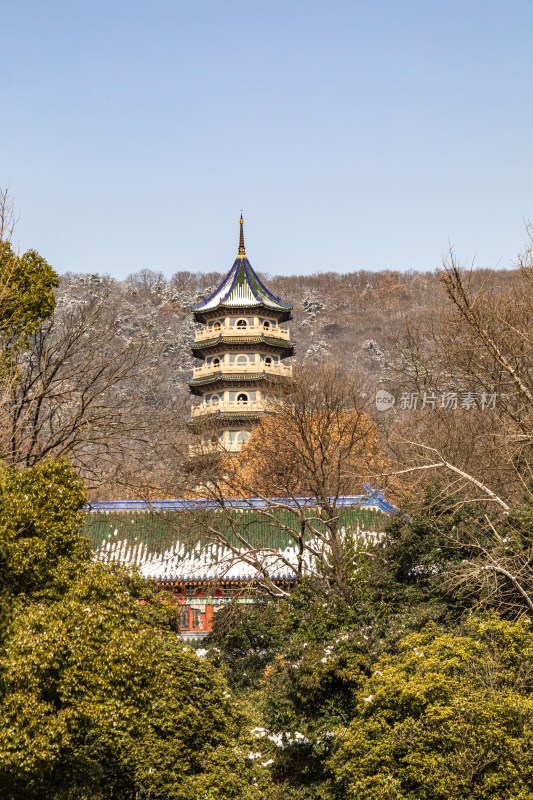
[503,499,533,547]
[379,487,533,620]
[0,540,11,699]
[328,616,533,800]
[0,458,269,798]
[4,453,533,800]
[0,564,265,800]
[0,459,89,599]
[248,498,533,798]
[256,579,373,791]
[117,568,182,633]
[374,486,491,619]
[0,243,58,356]
[276,576,366,647]
[195,489,533,799]
[482,499,533,616]
[207,601,284,690]
[264,626,367,735]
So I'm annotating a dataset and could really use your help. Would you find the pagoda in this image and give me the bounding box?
[188,215,294,452]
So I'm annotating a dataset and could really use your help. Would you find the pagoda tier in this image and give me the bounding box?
[188,215,294,452]
[188,369,292,396]
[190,333,294,360]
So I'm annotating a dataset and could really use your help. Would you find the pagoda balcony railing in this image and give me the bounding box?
[193,324,291,342]
[191,362,293,379]
[190,399,265,417]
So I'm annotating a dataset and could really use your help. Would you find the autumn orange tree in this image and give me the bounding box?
[234,378,381,499]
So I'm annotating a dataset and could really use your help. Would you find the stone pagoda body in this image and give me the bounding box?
[188,215,294,452]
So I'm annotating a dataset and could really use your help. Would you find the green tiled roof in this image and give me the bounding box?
[85,507,387,571]
[191,336,295,350]
[187,372,292,388]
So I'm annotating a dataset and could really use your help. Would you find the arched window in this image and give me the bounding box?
[237,431,250,446]
[212,357,221,368]
[236,319,247,329]
[210,394,221,406]
[264,356,272,367]
[263,320,271,330]
[236,354,248,366]
[213,321,221,331]
[236,393,248,404]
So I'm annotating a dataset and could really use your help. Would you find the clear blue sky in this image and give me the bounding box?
[2,0,532,279]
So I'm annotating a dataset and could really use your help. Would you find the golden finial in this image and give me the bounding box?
[238,211,246,257]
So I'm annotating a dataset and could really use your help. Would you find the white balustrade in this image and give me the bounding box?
[194,324,291,342]
[190,399,265,417]
[191,362,292,378]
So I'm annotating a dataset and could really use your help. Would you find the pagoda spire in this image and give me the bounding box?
[238,211,246,257]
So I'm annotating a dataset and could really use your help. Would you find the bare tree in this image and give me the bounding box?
[380,226,533,615]
[177,364,385,598]
[382,227,533,501]
[0,287,170,490]
[0,188,17,253]
[449,518,533,617]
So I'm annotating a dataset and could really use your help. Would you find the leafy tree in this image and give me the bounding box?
[328,616,533,800]
[447,494,533,619]
[207,601,284,691]
[258,577,376,793]
[371,486,488,621]
[377,485,533,621]
[0,460,268,799]
[0,565,265,800]
[0,458,89,600]
[0,539,10,699]
[254,499,533,797]
[0,242,58,361]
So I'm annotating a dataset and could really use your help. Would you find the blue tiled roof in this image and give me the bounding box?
[192,256,292,313]
[85,489,398,514]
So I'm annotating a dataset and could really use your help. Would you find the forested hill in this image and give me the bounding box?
[60,266,519,408]
[45,265,521,497]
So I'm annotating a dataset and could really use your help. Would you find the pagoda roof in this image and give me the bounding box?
[192,256,291,313]
[185,410,265,424]
[190,334,295,351]
[192,215,292,315]
[187,371,293,395]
